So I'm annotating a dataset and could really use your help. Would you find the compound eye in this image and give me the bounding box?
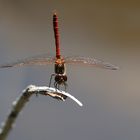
[55,75,61,82]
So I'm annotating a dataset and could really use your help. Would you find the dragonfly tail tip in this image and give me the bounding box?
[53,10,57,16]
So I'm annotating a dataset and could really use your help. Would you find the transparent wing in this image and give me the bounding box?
[64,56,119,70]
[0,54,55,68]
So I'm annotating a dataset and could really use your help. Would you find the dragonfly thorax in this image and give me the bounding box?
[55,63,66,74]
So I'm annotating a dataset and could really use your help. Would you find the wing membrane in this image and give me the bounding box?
[65,56,119,70]
[0,54,55,68]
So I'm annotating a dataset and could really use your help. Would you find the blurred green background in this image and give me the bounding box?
[0,0,140,140]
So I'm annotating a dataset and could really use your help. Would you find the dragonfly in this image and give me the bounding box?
[0,12,118,91]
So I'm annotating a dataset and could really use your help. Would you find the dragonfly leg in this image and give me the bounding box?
[64,82,68,92]
[58,83,59,89]
[49,74,56,87]
[54,81,59,91]
[55,81,67,92]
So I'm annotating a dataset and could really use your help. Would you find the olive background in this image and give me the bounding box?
[0,1,140,140]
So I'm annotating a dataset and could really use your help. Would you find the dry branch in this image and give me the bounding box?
[0,85,82,140]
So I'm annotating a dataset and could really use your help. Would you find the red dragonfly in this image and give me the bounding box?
[0,13,118,90]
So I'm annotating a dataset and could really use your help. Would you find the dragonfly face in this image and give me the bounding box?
[55,74,67,85]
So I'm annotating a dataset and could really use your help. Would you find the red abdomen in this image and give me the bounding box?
[53,13,61,58]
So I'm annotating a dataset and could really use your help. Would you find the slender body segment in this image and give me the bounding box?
[53,13,61,59]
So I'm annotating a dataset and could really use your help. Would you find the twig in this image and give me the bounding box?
[0,85,83,140]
